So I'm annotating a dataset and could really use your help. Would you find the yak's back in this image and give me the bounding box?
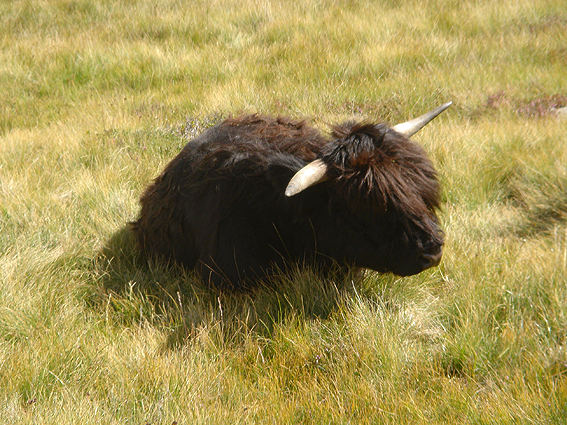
[133,114,329,271]
[186,114,327,161]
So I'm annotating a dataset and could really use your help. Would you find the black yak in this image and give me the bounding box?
[133,102,451,288]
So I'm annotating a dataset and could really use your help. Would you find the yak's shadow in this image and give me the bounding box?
[93,226,360,349]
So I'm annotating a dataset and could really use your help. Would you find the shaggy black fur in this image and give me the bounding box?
[132,115,444,288]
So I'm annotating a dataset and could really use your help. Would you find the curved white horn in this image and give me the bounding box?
[285,159,328,197]
[392,101,452,137]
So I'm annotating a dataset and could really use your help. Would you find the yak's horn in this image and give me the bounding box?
[285,159,329,197]
[391,101,452,137]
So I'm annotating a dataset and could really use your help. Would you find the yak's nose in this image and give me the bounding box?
[420,245,442,268]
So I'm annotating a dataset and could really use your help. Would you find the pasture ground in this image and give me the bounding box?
[1,0,566,423]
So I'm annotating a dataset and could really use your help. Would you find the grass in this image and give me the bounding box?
[1,0,567,423]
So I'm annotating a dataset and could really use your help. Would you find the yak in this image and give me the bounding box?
[132,102,451,288]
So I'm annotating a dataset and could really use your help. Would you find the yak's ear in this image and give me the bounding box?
[392,101,452,137]
[285,159,329,197]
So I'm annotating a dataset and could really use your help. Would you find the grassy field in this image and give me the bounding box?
[1,0,567,423]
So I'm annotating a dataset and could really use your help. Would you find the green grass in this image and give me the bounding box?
[1,0,567,423]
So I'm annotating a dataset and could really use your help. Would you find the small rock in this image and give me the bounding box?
[553,106,567,119]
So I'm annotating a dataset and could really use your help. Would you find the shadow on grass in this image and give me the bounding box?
[92,226,359,349]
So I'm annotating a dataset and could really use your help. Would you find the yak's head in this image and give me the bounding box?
[285,102,451,276]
